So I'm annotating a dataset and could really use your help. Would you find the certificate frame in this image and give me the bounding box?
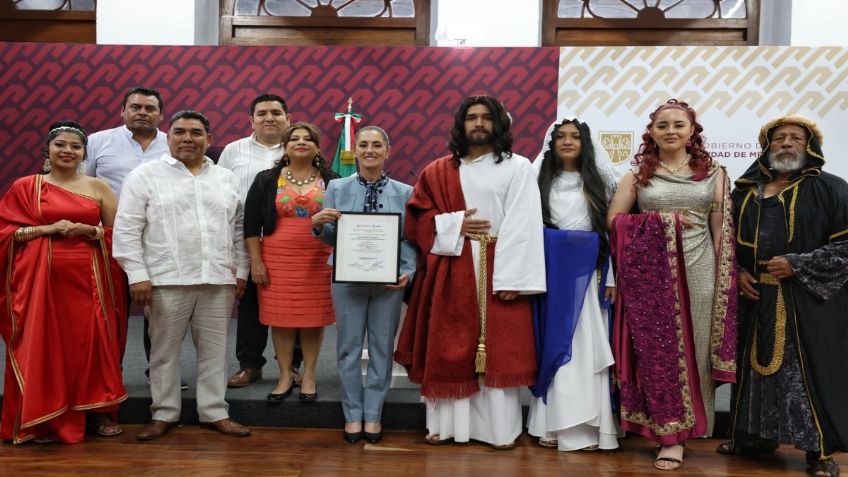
[332,212,401,285]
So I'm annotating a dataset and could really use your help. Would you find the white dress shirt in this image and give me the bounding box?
[85,125,169,198]
[113,153,249,286]
[217,134,282,201]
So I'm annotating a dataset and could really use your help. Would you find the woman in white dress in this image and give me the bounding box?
[527,117,620,451]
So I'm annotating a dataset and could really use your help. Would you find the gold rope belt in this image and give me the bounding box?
[750,271,786,376]
[466,233,497,383]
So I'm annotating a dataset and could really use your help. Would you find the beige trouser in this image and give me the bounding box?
[147,284,235,423]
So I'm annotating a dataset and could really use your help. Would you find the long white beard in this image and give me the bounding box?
[768,150,806,172]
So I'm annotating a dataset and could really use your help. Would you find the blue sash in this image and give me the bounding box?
[530,228,600,402]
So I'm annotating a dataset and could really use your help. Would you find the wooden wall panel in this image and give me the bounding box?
[542,0,760,47]
[556,29,749,46]
[220,0,429,46]
[232,27,416,46]
[0,11,95,43]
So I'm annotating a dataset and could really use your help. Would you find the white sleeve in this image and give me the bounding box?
[430,211,465,256]
[112,170,150,284]
[84,133,100,177]
[232,175,249,280]
[217,144,234,170]
[492,159,546,294]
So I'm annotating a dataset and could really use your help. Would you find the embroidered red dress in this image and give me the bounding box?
[0,175,127,444]
[257,175,334,328]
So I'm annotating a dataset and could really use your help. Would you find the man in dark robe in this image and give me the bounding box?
[722,115,848,477]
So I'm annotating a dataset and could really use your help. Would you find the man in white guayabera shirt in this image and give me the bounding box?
[218,93,303,389]
[113,110,250,441]
[394,95,546,449]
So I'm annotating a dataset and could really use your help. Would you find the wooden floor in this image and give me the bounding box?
[0,426,843,476]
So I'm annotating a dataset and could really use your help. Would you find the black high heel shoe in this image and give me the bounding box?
[299,386,318,403]
[363,430,382,444]
[343,430,363,444]
[266,384,294,403]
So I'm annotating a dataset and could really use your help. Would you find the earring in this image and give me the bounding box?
[686,139,692,148]
[43,158,52,172]
[313,157,320,166]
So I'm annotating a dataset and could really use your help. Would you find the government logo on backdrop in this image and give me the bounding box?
[600,132,633,164]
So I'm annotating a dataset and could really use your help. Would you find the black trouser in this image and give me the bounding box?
[125,278,153,363]
[236,276,302,370]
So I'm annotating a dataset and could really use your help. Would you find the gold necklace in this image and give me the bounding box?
[658,154,691,174]
[285,168,317,186]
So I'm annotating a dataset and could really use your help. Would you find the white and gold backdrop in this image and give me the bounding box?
[557,46,848,181]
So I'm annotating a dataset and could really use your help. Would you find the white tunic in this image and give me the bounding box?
[525,169,620,450]
[427,152,546,446]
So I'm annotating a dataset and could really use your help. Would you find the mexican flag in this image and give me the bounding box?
[331,98,362,177]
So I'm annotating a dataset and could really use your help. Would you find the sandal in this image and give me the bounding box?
[655,456,683,471]
[654,444,684,471]
[580,444,600,452]
[717,438,778,455]
[424,434,453,445]
[538,438,557,448]
[88,413,123,437]
[716,441,736,455]
[809,457,840,477]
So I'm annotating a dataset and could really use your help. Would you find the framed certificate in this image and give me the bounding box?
[332,212,401,284]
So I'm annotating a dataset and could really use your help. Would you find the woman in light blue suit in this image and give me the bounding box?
[312,126,417,444]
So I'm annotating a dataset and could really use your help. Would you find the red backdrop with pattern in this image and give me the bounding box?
[0,43,558,191]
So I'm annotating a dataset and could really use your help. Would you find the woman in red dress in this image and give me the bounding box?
[0,121,127,444]
[245,123,338,403]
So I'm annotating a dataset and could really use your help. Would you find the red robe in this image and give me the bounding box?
[394,156,537,399]
[0,175,127,444]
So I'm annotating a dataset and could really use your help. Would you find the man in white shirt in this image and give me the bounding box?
[218,94,301,388]
[113,110,251,440]
[86,87,168,198]
[85,87,170,379]
[395,95,545,449]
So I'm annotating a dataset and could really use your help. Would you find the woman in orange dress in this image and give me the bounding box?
[244,122,338,403]
[0,121,127,444]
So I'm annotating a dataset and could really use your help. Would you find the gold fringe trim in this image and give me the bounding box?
[792,298,827,459]
[466,233,497,381]
[710,167,736,374]
[736,188,758,249]
[71,393,128,411]
[622,212,696,435]
[21,406,68,429]
[750,272,786,376]
[829,228,848,241]
[91,252,112,339]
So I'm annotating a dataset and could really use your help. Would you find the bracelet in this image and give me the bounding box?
[86,226,104,240]
[14,226,36,242]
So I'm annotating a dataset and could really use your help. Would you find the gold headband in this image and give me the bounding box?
[49,126,85,138]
